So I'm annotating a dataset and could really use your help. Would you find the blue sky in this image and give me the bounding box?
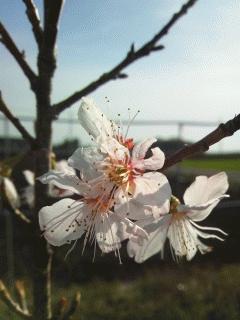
[0,0,240,152]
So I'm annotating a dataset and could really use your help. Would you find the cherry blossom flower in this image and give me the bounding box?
[69,136,171,220]
[102,137,171,219]
[69,97,172,220]
[38,171,148,260]
[127,172,229,263]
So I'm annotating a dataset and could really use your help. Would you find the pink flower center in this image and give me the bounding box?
[171,211,186,221]
[170,195,186,221]
[116,135,134,150]
[85,196,114,215]
[104,156,143,188]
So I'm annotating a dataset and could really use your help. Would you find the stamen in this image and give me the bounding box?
[64,240,78,260]
[125,109,140,139]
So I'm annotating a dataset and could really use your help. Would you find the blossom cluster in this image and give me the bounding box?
[38,98,229,263]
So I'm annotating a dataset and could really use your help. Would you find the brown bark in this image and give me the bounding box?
[32,41,54,320]
[162,114,240,170]
[31,2,64,319]
[22,0,43,46]
[33,116,52,320]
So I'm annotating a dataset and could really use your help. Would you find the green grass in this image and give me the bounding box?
[181,159,240,171]
[1,263,240,319]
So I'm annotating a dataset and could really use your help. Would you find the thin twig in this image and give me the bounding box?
[22,0,43,46]
[0,92,37,147]
[162,114,240,170]
[62,292,81,320]
[51,0,198,116]
[15,208,31,224]
[0,280,32,319]
[15,280,29,314]
[0,22,37,91]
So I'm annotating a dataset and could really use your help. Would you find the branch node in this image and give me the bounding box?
[152,44,165,51]
[114,73,128,80]
[0,280,31,319]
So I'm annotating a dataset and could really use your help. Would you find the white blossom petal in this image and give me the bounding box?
[117,216,149,242]
[132,138,165,171]
[127,215,171,263]
[183,172,229,206]
[183,172,229,221]
[114,172,171,220]
[95,214,122,253]
[38,171,89,195]
[55,160,75,173]
[68,146,103,180]
[39,198,86,246]
[114,190,158,220]
[142,147,165,171]
[100,138,129,160]
[132,172,171,215]
[78,97,116,140]
[168,218,198,261]
[181,196,228,222]
[132,138,157,161]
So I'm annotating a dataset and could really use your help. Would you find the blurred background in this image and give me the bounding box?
[1,0,240,319]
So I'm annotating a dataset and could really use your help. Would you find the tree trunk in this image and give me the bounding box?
[32,83,53,319]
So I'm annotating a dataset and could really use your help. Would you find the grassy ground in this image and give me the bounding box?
[1,263,240,320]
[181,158,240,171]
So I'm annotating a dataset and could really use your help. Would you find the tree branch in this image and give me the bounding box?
[0,280,32,319]
[38,0,64,77]
[52,0,198,116]
[22,0,43,46]
[44,0,64,50]
[162,114,240,170]
[0,22,37,91]
[0,91,37,148]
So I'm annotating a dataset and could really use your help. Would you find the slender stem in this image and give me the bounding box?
[15,280,29,315]
[22,0,43,46]
[52,0,198,116]
[0,280,32,319]
[162,114,240,170]
[0,22,37,91]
